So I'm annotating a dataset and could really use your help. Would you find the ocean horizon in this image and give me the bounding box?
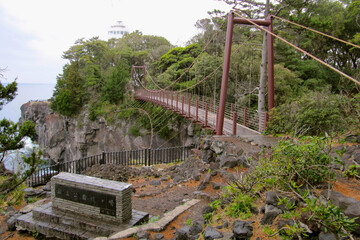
[0,83,55,122]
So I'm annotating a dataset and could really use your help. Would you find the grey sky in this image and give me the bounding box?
[0,0,232,84]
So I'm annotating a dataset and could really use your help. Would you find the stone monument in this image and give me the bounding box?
[16,172,148,239]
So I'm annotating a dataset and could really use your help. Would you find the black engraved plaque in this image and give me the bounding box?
[55,184,116,216]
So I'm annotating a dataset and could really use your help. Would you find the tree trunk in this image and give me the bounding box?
[258,0,270,132]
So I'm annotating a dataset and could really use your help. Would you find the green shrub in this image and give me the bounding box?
[129,126,141,137]
[224,192,255,219]
[266,90,357,136]
[304,198,358,237]
[253,137,341,190]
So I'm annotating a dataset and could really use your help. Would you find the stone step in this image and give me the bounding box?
[16,202,149,239]
[16,212,98,240]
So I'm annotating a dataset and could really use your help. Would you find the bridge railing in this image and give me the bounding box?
[26,145,192,187]
[135,89,266,134]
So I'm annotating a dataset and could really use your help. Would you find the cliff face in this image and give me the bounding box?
[20,101,194,163]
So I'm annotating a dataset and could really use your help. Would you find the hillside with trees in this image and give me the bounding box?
[50,0,359,138]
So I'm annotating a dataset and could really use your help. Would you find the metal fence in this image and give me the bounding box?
[26,146,193,187]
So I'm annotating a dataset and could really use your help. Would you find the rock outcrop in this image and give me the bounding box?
[20,101,194,164]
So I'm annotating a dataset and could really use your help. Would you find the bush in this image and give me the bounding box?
[129,126,141,137]
[266,90,357,136]
[224,191,255,219]
[253,136,340,190]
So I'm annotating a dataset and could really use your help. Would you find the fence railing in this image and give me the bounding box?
[26,145,193,187]
[134,88,264,134]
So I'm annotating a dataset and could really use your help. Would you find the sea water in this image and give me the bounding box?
[0,83,55,171]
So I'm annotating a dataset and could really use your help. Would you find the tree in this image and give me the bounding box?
[101,62,130,104]
[0,68,42,197]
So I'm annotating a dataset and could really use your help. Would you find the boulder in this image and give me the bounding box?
[344,202,360,235]
[202,150,213,164]
[260,205,282,225]
[149,179,161,186]
[277,219,295,232]
[210,141,224,155]
[189,221,203,236]
[209,162,220,171]
[6,213,21,231]
[237,156,250,168]
[219,154,239,168]
[202,205,214,215]
[265,191,296,211]
[211,182,224,190]
[321,190,357,211]
[23,188,40,197]
[203,138,212,150]
[153,233,164,240]
[42,181,52,191]
[203,225,223,240]
[175,226,191,240]
[318,231,338,240]
[197,174,211,191]
[224,143,244,157]
[216,221,228,229]
[136,230,150,240]
[233,220,253,240]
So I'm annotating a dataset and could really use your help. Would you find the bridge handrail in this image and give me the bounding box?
[135,88,265,133]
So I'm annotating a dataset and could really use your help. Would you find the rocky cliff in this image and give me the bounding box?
[20,101,195,164]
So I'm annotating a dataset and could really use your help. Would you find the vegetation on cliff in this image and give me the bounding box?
[0,68,43,202]
[50,0,359,137]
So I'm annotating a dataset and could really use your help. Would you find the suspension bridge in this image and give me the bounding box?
[131,11,360,139]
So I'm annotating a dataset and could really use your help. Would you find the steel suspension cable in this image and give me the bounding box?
[271,15,360,50]
[176,33,256,93]
[134,20,227,93]
[145,69,162,90]
[233,11,360,86]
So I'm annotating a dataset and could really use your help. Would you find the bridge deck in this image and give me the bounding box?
[135,90,261,137]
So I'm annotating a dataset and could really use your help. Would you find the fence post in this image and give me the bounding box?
[171,92,174,110]
[176,93,179,111]
[101,151,106,164]
[205,103,208,127]
[264,112,268,131]
[182,95,185,115]
[232,111,237,136]
[188,95,191,118]
[195,98,199,122]
[244,107,247,127]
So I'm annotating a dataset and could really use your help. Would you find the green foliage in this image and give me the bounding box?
[274,64,304,106]
[101,62,129,104]
[304,198,358,237]
[0,179,26,208]
[253,137,339,190]
[155,43,202,89]
[0,81,17,110]
[149,215,160,223]
[224,192,255,219]
[89,102,104,121]
[129,126,141,137]
[185,219,193,227]
[51,33,170,117]
[51,62,86,116]
[266,90,358,136]
[343,164,360,179]
[0,119,37,156]
[0,74,42,198]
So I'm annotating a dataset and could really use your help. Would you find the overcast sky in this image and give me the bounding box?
[0,0,232,84]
